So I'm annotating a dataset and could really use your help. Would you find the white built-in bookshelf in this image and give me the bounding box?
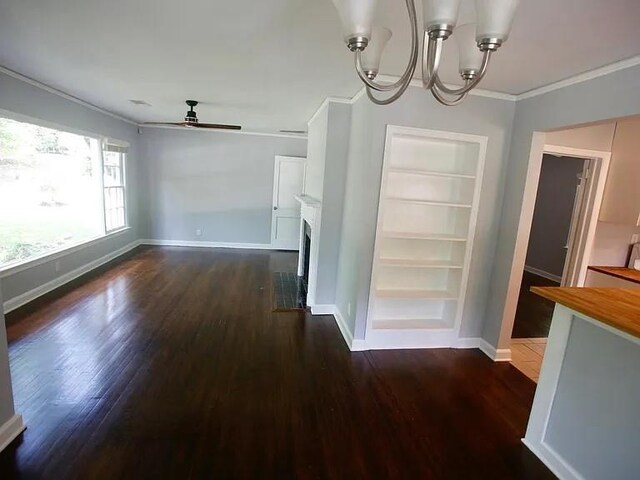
[366,126,487,348]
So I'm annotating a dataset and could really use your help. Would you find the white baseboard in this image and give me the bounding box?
[320,310,514,359]
[522,438,583,480]
[524,265,562,283]
[3,240,141,314]
[309,304,334,315]
[350,339,368,351]
[0,415,25,454]
[331,306,356,350]
[478,339,512,362]
[141,239,278,250]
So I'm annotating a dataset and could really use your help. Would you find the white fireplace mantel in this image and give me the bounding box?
[295,194,321,229]
[295,194,321,308]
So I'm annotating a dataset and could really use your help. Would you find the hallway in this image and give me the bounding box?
[0,247,553,479]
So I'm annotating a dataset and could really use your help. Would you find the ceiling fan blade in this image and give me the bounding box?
[192,123,242,130]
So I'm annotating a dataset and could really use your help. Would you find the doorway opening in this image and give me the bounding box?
[508,144,611,382]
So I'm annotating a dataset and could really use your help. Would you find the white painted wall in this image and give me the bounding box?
[486,64,640,351]
[334,87,516,341]
[0,71,142,310]
[138,128,307,245]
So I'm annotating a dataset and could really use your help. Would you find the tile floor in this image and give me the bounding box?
[510,338,547,382]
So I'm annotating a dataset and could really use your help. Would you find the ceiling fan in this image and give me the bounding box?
[143,100,241,130]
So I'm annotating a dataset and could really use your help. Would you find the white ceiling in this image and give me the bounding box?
[0,0,639,133]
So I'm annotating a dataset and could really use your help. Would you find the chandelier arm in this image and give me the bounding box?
[430,83,469,106]
[433,51,492,96]
[422,36,444,90]
[354,0,419,92]
[365,69,415,105]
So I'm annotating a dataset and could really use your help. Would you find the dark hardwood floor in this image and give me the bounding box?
[0,247,555,479]
[512,270,559,339]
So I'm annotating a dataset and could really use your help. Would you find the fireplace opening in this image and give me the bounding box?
[298,221,312,306]
[303,224,311,288]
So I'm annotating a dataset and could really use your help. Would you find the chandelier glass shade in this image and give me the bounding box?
[331,0,519,106]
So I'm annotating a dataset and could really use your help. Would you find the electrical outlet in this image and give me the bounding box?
[632,234,639,244]
[348,303,351,317]
[195,229,202,237]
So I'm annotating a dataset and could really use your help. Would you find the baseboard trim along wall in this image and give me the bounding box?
[3,240,141,314]
[478,339,513,362]
[521,438,583,480]
[319,305,511,359]
[309,304,334,315]
[0,415,25,454]
[523,265,562,283]
[140,239,282,250]
[332,307,367,352]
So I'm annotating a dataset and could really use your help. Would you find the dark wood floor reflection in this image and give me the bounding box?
[0,247,555,479]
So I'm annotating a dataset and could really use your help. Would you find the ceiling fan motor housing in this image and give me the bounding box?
[185,100,199,124]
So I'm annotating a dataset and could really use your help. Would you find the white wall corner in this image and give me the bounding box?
[0,415,25,454]
[478,339,512,362]
[306,95,354,127]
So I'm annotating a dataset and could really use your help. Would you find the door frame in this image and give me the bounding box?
[498,137,611,349]
[270,155,306,250]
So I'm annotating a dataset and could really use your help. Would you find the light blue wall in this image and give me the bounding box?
[0,71,141,308]
[335,93,373,336]
[304,106,329,201]
[313,102,352,305]
[335,87,516,340]
[545,317,640,479]
[138,127,307,244]
[485,65,640,349]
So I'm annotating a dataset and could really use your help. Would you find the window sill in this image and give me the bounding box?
[0,227,132,279]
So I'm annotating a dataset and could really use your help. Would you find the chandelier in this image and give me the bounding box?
[331,0,519,106]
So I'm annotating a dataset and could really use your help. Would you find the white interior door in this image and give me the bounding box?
[271,156,306,250]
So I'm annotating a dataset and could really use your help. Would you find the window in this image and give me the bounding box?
[103,145,127,232]
[0,116,129,269]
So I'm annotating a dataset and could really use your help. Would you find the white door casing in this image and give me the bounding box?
[271,156,306,250]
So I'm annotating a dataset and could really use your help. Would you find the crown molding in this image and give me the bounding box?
[0,65,139,126]
[516,55,640,100]
[307,95,356,126]
[138,123,308,140]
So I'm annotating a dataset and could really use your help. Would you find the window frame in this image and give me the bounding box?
[0,110,132,276]
[102,143,128,234]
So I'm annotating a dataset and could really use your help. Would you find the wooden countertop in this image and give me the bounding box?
[531,287,640,339]
[588,266,640,285]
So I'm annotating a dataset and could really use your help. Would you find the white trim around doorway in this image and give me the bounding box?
[496,136,612,351]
